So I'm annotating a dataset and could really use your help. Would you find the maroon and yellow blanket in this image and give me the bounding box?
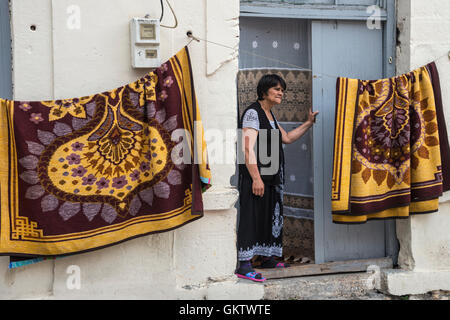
[332,62,450,224]
[0,46,211,258]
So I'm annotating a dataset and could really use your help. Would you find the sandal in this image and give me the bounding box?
[259,257,290,269]
[235,271,266,282]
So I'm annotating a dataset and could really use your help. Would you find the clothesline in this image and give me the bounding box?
[186,32,450,80]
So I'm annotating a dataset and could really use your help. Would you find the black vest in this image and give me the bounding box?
[239,101,285,186]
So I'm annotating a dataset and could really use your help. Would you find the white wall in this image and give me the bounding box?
[0,0,259,300]
[396,0,450,272]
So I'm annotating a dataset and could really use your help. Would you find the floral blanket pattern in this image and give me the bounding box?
[0,46,211,257]
[332,62,450,224]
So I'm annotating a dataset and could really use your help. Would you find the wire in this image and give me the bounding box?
[186,33,330,76]
[186,32,450,79]
[160,0,178,29]
[159,0,164,22]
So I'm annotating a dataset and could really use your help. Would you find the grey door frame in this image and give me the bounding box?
[0,0,12,100]
[240,0,398,264]
[241,0,389,21]
[0,0,13,99]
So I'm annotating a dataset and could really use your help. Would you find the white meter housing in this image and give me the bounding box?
[130,18,161,68]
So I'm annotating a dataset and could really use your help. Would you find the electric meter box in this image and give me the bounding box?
[130,18,161,68]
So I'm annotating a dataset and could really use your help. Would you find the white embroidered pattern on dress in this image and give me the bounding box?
[272,201,283,238]
[238,242,283,261]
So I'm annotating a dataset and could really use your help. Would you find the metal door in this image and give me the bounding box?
[312,19,397,264]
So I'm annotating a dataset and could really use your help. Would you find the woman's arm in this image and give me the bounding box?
[279,109,319,145]
[242,127,265,197]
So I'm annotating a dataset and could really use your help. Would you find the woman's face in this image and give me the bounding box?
[263,84,284,105]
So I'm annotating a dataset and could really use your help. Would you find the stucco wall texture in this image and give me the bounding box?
[396,0,450,272]
[382,0,450,296]
[0,0,253,300]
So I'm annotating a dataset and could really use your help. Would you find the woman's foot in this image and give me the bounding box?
[259,256,290,269]
[235,260,266,282]
[235,271,266,282]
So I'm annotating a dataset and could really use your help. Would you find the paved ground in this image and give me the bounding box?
[260,272,450,300]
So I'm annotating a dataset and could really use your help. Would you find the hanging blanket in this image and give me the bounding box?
[0,46,211,260]
[332,62,450,224]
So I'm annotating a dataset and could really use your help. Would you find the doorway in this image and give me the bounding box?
[237,6,399,277]
[238,17,316,266]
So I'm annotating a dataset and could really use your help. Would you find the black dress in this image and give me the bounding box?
[237,102,285,261]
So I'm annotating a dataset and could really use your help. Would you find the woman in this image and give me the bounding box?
[236,74,318,282]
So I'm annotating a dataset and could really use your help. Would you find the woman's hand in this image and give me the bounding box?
[252,178,265,197]
[279,108,320,144]
[307,108,320,125]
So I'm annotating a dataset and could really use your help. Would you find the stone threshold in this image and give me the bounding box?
[262,272,386,300]
[253,257,394,300]
[255,257,393,280]
[261,271,450,300]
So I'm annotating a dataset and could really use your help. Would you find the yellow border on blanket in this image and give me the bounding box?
[333,206,410,224]
[332,198,438,223]
[410,199,439,214]
[170,47,211,187]
[331,78,359,212]
[0,99,13,244]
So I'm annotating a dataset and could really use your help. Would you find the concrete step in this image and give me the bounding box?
[262,272,389,300]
